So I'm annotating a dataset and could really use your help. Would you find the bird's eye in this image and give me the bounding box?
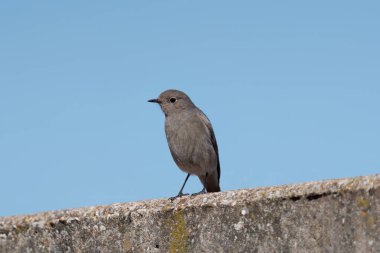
[169,97,177,103]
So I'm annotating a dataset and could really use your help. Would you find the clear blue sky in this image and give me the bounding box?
[1,1,379,216]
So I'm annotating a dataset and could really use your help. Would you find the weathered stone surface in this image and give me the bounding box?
[0,174,379,253]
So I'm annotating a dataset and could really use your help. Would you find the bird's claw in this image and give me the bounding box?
[169,193,189,201]
[191,189,206,196]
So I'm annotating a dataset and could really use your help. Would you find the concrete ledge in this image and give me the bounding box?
[1,174,379,253]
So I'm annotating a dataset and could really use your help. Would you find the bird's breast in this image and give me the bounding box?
[164,113,217,175]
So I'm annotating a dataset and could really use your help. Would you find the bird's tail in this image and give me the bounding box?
[205,171,221,192]
[206,183,221,192]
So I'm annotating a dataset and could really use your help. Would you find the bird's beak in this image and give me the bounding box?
[148,98,161,104]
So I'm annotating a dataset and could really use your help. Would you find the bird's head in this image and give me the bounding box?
[148,89,196,116]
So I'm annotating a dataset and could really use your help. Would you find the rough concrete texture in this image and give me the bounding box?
[0,174,379,253]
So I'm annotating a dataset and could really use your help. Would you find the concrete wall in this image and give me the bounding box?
[0,174,379,253]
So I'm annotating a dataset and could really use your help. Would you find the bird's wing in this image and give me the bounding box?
[197,110,221,181]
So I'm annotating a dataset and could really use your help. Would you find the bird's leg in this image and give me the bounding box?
[177,173,190,196]
[169,173,190,201]
[191,172,208,196]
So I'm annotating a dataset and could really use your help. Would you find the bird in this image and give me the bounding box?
[148,89,221,199]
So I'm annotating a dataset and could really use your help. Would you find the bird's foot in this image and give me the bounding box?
[169,192,189,201]
[191,188,206,196]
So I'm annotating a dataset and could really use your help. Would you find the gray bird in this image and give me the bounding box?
[148,89,221,199]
